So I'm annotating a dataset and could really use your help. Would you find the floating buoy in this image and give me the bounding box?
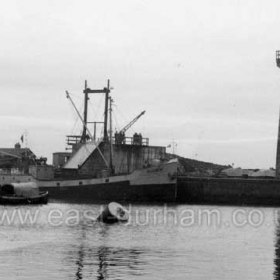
[97,202,129,224]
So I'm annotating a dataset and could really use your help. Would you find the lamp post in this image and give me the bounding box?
[275,51,280,178]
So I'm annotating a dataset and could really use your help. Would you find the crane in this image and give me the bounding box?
[115,111,146,145]
[119,111,145,134]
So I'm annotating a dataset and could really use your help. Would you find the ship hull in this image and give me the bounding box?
[38,159,178,203]
[39,182,177,203]
[0,191,48,205]
[3,171,280,205]
[0,159,178,203]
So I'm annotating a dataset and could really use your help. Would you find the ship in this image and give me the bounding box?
[0,80,178,203]
[3,74,280,206]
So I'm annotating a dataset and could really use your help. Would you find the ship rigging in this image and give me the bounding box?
[65,80,147,176]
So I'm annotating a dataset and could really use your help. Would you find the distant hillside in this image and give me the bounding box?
[166,153,230,176]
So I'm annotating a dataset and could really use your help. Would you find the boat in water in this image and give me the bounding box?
[0,182,48,205]
[0,80,178,203]
[97,202,129,223]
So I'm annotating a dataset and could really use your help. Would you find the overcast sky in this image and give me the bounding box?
[1,0,280,168]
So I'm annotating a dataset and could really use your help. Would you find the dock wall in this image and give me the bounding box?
[177,177,280,205]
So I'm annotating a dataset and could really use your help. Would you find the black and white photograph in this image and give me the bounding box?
[1,0,280,279]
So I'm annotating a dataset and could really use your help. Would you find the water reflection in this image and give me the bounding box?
[96,246,145,280]
[73,225,145,279]
[97,247,108,280]
[76,245,85,280]
[76,226,86,280]
[274,212,280,280]
[74,245,145,279]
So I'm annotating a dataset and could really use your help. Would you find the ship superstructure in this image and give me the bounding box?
[53,80,167,180]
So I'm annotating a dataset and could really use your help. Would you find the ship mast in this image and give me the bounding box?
[66,91,109,168]
[82,80,111,142]
[109,96,114,173]
[66,91,94,140]
[80,79,113,173]
[103,80,110,142]
[81,81,89,143]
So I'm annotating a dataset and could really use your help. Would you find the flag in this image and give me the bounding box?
[20,135,24,143]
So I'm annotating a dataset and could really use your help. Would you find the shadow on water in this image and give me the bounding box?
[74,224,146,280]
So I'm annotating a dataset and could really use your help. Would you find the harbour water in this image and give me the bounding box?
[0,203,279,279]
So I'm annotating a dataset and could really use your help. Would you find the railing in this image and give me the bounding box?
[66,135,82,146]
[66,134,149,147]
[113,136,149,146]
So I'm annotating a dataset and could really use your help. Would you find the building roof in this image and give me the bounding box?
[221,167,276,178]
[221,167,244,177]
[0,148,35,159]
[251,169,275,178]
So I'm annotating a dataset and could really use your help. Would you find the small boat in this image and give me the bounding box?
[0,182,48,205]
[97,202,129,223]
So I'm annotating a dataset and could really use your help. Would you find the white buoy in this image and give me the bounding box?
[97,202,129,223]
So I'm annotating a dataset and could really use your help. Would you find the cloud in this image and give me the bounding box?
[180,137,276,145]
[0,115,72,130]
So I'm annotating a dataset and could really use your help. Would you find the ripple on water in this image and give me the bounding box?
[0,203,277,280]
